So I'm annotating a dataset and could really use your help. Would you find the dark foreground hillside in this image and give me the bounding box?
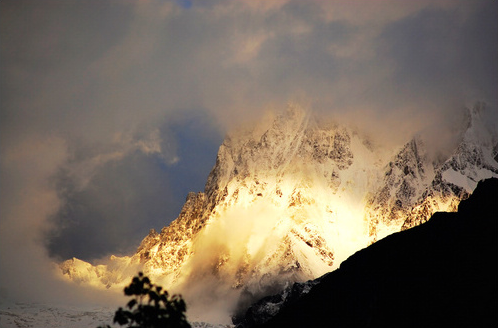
[249,178,498,328]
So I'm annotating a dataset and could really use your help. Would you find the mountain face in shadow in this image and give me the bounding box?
[242,178,498,328]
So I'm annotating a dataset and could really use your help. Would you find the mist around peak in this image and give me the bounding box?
[55,100,498,324]
[1,1,497,324]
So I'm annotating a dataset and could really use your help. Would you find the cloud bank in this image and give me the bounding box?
[1,0,497,305]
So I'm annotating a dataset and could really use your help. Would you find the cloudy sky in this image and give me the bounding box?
[1,0,497,303]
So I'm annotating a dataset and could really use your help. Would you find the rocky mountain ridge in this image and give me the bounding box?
[366,102,498,238]
[60,103,498,323]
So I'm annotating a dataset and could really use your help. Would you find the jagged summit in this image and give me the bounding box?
[60,103,498,324]
[366,103,498,237]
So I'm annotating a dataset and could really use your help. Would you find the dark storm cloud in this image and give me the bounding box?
[47,111,222,261]
[378,1,498,109]
[48,151,176,260]
[0,0,496,305]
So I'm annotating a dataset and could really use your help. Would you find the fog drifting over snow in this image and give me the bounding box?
[1,0,497,307]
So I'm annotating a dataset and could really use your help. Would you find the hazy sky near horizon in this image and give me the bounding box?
[1,0,497,304]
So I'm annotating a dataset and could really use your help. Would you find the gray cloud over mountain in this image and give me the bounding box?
[0,0,496,304]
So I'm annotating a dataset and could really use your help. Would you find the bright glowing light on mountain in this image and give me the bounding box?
[168,172,372,323]
[59,104,498,324]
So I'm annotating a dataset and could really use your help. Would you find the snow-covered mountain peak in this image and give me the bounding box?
[438,103,498,193]
[205,104,382,214]
[59,102,498,324]
[366,102,498,237]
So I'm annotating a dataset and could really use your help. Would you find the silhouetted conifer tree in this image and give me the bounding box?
[99,272,190,328]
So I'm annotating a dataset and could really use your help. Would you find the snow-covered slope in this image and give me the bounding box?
[402,103,498,229]
[365,136,436,240]
[60,103,498,323]
[367,102,498,238]
[0,298,233,328]
[0,299,114,328]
